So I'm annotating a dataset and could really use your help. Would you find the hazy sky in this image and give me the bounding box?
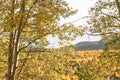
[63,0,96,22]
[48,0,101,48]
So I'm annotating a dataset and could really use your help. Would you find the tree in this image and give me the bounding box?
[0,0,84,80]
[0,45,76,80]
[86,0,120,79]
[75,58,105,80]
[16,48,75,80]
[87,0,120,47]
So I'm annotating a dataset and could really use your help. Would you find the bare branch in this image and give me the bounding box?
[86,32,118,36]
[21,1,37,30]
[100,11,120,21]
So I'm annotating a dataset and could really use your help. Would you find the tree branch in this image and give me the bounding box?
[0,30,4,35]
[18,18,82,52]
[16,51,30,80]
[100,11,120,21]
[86,32,118,36]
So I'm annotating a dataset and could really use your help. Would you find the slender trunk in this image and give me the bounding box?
[11,0,25,79]
[7,0,26,79]
[11,26,22,80]
[115,0,120,17]
[7,0,15,80]
[7,32,14,80]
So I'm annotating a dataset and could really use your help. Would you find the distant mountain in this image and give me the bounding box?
[75,40,105,50]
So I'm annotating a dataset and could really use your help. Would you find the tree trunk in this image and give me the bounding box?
[7,32,14,80]
[7,0,15,80]
[115,0,120,17]
[7,0,26,80]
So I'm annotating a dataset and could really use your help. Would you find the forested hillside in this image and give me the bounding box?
[75,40,105,50]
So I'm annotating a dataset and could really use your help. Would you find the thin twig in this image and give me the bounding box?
[100,11,120,21]
[86,32,118,36]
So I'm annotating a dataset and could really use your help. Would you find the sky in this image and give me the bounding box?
[48,0,101,48]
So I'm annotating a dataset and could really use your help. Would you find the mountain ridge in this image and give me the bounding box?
[75,40,105,50]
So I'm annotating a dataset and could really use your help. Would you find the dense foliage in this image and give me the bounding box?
[85,0,120,79]
[0,0,84,80]
[87,0,120,49]
[0,0,120,80]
